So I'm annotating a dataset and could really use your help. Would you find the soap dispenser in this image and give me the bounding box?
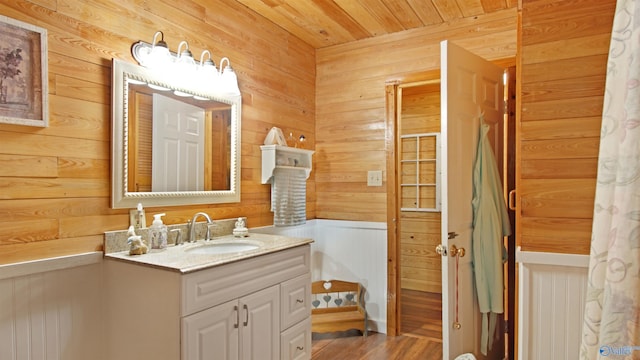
[130,202,146,231]
[149,213,167,249]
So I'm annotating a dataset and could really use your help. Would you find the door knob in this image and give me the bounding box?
[435,244,447,256]
[450,245,465,257]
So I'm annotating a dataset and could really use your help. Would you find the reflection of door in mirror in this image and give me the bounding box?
[152,94,205,191]
[126,84,231,192]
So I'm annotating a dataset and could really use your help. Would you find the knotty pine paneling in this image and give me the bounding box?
[517,0,615,255]
[316,7,517,223]
[0,0,315,264]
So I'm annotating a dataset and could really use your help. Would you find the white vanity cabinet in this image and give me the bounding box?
[104,244,311,360]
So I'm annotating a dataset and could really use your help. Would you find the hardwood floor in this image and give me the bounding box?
[312,332,443,359]
[311,289,443,359]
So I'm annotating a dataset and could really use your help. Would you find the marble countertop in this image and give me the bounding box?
[104,233,313,273]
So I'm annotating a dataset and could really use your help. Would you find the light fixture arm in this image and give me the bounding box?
[200,50,212,65]
[152,31,165,48]
[177,41,191,58]
[219,57,231,75]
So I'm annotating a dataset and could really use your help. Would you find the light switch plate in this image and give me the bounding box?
[367,170,383,186]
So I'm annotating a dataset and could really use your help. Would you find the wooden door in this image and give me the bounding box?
[440,40,505,359]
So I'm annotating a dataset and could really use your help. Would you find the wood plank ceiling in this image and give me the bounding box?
[233,0,518,48]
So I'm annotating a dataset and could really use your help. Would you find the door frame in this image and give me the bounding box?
[385,58,516,339]
[385,69,441,336]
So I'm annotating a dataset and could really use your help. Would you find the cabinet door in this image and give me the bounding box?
[240,285,280,360]
[182,299,239,360]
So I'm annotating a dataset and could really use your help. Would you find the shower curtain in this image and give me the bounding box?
[580,0,640,358]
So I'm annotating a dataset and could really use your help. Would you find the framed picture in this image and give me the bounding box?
[0,15,48,127]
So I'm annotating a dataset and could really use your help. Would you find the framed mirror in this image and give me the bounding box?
[111,59,241,208]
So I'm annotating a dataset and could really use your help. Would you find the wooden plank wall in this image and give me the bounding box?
[0,0,315,264]
[518,0,616,255]
[315,8,517,223]
[399,83,442,293]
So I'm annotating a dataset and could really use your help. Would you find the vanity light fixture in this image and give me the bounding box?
[131,31,241,97]
[219,57,240,96]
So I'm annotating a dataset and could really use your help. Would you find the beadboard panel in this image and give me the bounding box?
[517,249,589,360]
[0,0,315,263]
[517,0,615,255]
[315,7,517,223]
[0,258,104,360]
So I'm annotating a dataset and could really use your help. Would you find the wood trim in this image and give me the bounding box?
[515,11,523,359]
[385,82,399,336]
[385,69,440,86]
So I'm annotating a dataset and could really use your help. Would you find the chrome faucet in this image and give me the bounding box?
[187,212,213,243]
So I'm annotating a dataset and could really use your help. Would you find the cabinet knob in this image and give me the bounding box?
[296,346,304,351]
[243,304,249,326]
[296,299,304,303]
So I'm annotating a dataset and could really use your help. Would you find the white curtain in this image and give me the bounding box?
[580,0,640,358]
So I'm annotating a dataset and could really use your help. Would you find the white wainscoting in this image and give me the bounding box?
[517,247,589,360]
[0,253,104,360]
[253,219,388,333]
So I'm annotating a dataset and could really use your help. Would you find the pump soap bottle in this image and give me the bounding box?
[131,202,146,231]
[149,213,167,249]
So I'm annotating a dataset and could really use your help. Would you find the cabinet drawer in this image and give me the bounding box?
[281,273,311,330]
[182,245,310,315]
[280,317,311,360]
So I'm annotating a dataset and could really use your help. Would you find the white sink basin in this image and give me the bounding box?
[185,241,260,255]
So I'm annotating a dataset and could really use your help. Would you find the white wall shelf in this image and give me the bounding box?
[261,145,314,184]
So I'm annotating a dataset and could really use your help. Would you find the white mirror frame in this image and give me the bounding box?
[111,59,241,208]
